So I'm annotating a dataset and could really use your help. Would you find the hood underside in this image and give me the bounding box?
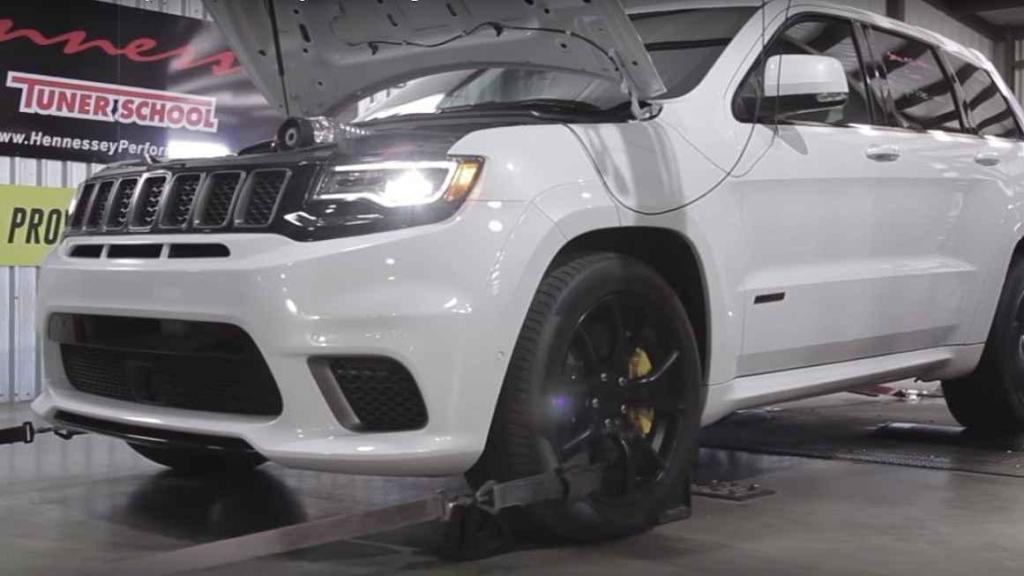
[203,0,666,117]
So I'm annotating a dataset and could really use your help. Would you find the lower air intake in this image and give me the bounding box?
[326,357,428,432]
[53,314,282,417]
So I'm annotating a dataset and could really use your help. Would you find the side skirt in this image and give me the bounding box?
[701,344,984,426]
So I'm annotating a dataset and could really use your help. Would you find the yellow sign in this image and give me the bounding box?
[0,184,75,266]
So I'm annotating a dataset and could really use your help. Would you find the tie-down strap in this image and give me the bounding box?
[471,463,608,514]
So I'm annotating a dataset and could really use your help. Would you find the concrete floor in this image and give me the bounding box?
[4,396,1024,576]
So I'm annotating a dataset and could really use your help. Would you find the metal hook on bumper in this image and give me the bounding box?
[0,421,81,446]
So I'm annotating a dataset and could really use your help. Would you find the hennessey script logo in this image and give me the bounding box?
[0,18,241,76]
[6,72,219,133]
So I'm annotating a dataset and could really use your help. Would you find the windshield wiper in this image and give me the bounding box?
[440,98,612,115]
[355,98,633,127]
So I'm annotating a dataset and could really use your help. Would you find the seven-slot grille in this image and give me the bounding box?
[130,175,167,229]
[197,172,243,227]
[69,182,97,229]
[160,174,203,228]
[239,170,290,226]
[84,181,114,230]
[68,168,291,234]
[104,178,139,230]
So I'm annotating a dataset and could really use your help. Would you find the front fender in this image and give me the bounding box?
[444,123,624,460]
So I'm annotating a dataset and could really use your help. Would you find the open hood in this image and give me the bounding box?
[203,0,666,117]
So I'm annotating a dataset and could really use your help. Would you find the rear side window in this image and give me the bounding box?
[733,16,878,126]
[632,7,756,99]
[947,54,1023,139]
[868,28,963,132]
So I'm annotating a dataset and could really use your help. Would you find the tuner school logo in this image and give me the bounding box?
[6,71,219,133]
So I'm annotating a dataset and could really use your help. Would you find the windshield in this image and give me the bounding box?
[354,68,628,123]
[633,7,757,98]
[345,7,756,124]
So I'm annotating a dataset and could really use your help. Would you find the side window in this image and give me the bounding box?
[734,16,876,126]
[947,54,1023,139]
[868,28,963,132]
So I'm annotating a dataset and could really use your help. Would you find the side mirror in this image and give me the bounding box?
[762,54,849,120]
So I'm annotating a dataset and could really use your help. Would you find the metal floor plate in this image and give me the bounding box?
[699,393,1024,478]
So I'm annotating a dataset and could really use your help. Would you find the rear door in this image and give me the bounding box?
[942,52,1024,344]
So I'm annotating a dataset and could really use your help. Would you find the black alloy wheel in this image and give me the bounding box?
[944,259,1024,433]
[547,293,686,499]
[470,253,704,541]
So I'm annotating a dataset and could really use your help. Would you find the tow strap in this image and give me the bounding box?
[2,422,689,573]
[94,463,609,575]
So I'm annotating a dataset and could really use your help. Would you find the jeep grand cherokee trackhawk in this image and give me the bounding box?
[32,0,1024,539]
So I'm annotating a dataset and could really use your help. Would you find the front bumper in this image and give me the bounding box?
[32,199,546,476]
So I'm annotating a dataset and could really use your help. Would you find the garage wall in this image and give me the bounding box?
[904,1,995,59]
[843,0,889,20]
[0,0,208,403]
[1016,41,1024,107]
[842,0,995,61]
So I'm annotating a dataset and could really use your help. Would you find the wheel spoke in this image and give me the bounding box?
[609,431,664,488]
[561,426,595,457]
[614,433,637,494]
[629,350,680,388]
[572,324,601,370]
[623,350,681,410]
[634,434,666,472]
[605,298,633,368]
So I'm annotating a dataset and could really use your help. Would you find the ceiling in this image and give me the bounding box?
[924,0,1024,40]
[977,7,1024,27]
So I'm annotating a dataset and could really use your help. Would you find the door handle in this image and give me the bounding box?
[975,152,1001,167]
[865,145,901,162]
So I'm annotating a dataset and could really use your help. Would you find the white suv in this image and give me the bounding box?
[33,0,1024,539]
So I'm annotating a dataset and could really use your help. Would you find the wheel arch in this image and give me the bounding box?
[995,235,1024,296]
[1012,237,1024,261]
[546,227,710,382]
[958,231,1024,367]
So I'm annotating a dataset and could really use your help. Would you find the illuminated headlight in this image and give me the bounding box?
[313,158,483,208]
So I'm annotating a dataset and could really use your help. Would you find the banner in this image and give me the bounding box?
[0,0,281,163]
[0,184,73,266]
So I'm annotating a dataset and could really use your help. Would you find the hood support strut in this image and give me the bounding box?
[265,0,290,117]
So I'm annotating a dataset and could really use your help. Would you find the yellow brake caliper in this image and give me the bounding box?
[628,348,656,436]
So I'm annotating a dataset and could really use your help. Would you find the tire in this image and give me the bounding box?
[942,258,1024,433]
[469,253,704,542]
[128,443,266,474]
